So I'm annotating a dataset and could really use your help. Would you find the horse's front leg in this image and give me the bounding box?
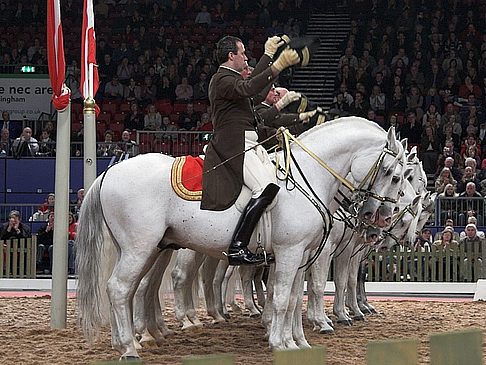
[345,252,366,320]
[269,246,305,349]
[292,262,311,349]
[333,243,355,325]
[357,260,376,314]
[308,244,334,333]
[261,264,275,339]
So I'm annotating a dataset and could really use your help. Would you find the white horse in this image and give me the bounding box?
[76,118,405,359]
[307,147,428,331]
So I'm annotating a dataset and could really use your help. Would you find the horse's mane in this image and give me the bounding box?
[297,116,386,142]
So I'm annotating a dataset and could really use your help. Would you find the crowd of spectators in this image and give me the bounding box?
[0,0,310,153]
[331,0,486,224]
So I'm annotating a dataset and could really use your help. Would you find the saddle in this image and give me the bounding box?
[170,155,276,253]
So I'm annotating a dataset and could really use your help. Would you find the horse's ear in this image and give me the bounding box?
[387,127,397,150]
[401,138,408,151]
[412,194,422,208]
[407,146,418,163]
[404,167,413,180]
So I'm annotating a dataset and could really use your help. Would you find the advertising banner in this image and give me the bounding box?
[0,75,53,120]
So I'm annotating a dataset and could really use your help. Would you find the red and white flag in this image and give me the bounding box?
[80,0,99,100]
[47,0,70,111]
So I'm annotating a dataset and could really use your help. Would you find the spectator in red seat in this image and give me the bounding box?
[193,71,209,101]
[197,113,213,131]
[104,75,124,101]
[97,130,118,157]
[116,56,134,83]
[118,130,139,157]
[459,76,482,100]
[124,78,142,104]
[179,102,200,131]
[140,75,157,107]
[175,76,194,101]
[144,104,162,131]
[157,75,176,101]
[0,210,31,241]
[124,102,144,131]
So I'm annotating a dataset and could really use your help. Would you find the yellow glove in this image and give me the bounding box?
[264,36,286,58]
[272,48,299,72]
[275,91,301,111]
[299,109,317,123]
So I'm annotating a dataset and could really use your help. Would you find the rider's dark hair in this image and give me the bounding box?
[216,36,241,65]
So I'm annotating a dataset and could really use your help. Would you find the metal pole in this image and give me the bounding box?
[50,102,71,329]
[83,97,97,190]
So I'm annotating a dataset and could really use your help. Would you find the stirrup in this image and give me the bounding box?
[255,244,274,266]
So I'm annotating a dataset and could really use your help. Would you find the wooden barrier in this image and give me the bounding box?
[273,347,326,365]
[182,354,234,365]
[0,237,37,278]
[430,329,483,365]
[366,240,485,282]
[367,339,418,365]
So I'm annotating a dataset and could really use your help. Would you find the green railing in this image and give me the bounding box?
[366,240,486,282]
[0,237,37,278]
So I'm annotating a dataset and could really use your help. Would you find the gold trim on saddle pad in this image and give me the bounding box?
[171,156,203,201]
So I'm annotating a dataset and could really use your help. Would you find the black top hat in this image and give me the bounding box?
[275,35,320,67]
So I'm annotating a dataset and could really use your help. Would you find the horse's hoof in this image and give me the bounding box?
[223,312,231,320]
[319,327,334,334]
[369,308,377,314]
[337,319,353,326]
[296,340,312,349]
[119,355,141,362]
[249,312,261,318]
[161,329,175,337]
[353,314,366,321]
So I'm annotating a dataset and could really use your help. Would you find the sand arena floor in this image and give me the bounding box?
[0,296,485,364]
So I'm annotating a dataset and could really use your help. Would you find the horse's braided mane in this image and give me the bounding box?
[297,116,386,141]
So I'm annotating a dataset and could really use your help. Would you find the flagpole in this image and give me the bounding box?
[50,101,71,329]
[83,96,97,190]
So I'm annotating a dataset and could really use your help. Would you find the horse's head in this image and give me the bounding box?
[350,127,406,228]
[379,182,423,251]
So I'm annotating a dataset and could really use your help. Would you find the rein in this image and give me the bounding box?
[381,201,418,246]
[275,128,401,212]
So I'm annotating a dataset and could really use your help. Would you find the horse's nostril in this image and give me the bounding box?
[370,234,377,240]
[384,217,392,225]
[363,212,373,220]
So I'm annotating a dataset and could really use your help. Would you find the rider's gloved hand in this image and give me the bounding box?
[275,91,301,111]
[272,48,299,72]
[299,109,317,124]
[264,36,286,58]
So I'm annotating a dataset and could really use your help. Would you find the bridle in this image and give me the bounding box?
[275,128,402,217]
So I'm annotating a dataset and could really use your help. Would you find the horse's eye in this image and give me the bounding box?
[392,176,400,184]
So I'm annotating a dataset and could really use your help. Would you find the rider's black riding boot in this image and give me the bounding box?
[227,183,279,266]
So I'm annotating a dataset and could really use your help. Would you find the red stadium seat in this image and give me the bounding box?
[193,101,208,114]
[155,99,173,116]
[153,140,172,155]
[113,112,127,123]
[173,102,188,113]
[102,100,118,115]
[120,102,132,113]
[172,140,190,157]
[96,111,112,125]
[109,122,125,139]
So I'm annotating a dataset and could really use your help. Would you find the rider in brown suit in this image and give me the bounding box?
[201,35,301,265]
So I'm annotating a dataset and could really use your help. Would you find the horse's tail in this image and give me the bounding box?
[76,176,110,342]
